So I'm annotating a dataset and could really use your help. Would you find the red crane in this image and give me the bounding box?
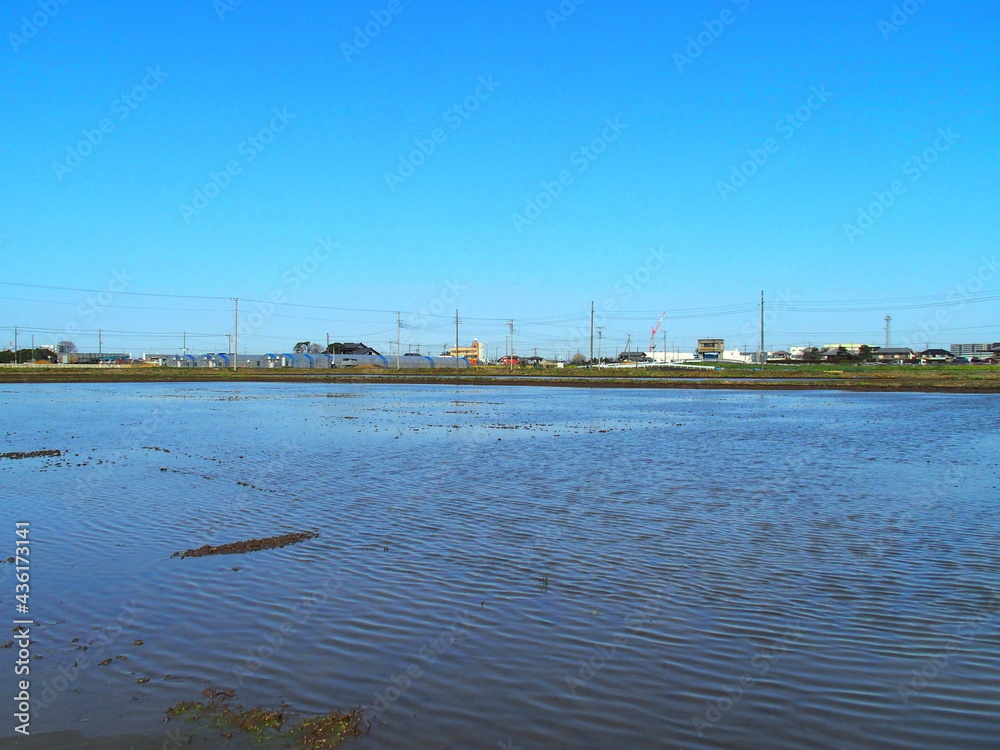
[649,311,666,352]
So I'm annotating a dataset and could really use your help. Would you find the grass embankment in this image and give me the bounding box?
[1,363,999,391]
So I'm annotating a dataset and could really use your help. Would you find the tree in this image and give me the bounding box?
[0,348,56,364]
[326,342,344,354]
[571,353,586,365]
[293,341,311,354]
[858,344,873,361]
[803,347,820,362]
[307,343,323,354]
[57,340,77,353]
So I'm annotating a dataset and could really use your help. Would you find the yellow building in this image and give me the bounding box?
[447,339,485,365]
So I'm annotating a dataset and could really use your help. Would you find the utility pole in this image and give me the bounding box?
[13,325,17,365]
[589,300,594,365]
[326,332,330,353]
[508,320,514,371]
[395,311,401,370]
[759,291,765,372]
[597,326,604,363]
[233,297,239,370]
[454,309,460,368]
[98,329,103,361]
[662,329,666,363]
[183,332,187,359]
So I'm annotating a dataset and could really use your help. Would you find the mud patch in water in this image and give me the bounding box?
[172,531,318,559]
[0,449,61,460]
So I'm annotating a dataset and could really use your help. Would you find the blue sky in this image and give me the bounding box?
[1,0,998,357]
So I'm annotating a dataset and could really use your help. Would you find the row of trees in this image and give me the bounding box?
[800,345,874,362]
[293,341,345,354]
[0,347,58,364]
[1,340,79,364]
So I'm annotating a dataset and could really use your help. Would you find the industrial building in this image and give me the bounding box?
[58,352,131,364]
[950,343,1000,357]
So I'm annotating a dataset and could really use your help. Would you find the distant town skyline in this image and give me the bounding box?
[2,0,997,356]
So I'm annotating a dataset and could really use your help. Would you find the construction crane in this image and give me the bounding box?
[649,311,666,352]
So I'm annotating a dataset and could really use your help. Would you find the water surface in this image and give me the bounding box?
[1,383,998,749]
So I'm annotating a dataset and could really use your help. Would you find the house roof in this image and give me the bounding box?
[874,347,913,355]
[340,342,380,355]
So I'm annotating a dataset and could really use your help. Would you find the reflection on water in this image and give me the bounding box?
[1,383,998,750]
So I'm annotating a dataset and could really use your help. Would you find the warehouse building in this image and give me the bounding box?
[950,342,1000,357]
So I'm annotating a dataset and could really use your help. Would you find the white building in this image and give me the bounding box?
[648,349,753,364]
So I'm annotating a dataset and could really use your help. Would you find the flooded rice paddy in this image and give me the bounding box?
[0,383,998,749]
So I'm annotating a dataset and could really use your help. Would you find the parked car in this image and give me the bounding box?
[341,358,359,367]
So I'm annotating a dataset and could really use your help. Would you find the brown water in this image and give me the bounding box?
[0,383,998,749]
